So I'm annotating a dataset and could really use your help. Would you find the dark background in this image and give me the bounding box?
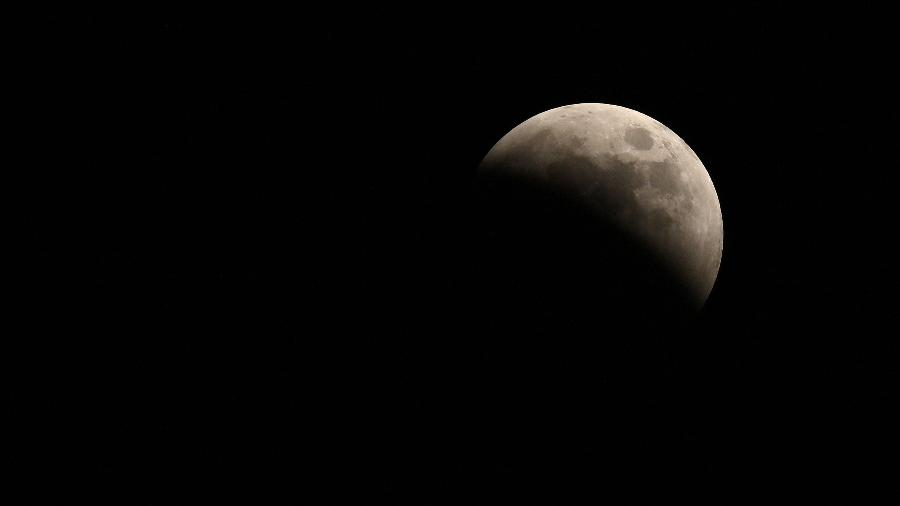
[20,8,899,504]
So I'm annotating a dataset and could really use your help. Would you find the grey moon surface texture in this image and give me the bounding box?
[478,103,723,314]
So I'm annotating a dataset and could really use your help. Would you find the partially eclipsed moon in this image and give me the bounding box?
[477,103,723,317]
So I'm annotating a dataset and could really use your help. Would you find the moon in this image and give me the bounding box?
[476,103,723,323]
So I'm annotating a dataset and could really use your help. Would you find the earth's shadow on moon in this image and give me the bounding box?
[473,167,699,370]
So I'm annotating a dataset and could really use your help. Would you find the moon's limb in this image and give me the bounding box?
[478,103,723,310]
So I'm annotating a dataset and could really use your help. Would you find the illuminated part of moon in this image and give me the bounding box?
[478,103,723,313]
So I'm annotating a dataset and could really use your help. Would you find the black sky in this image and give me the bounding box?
[20,9,900,504]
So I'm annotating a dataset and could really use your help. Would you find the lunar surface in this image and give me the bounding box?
[477,103,722,321]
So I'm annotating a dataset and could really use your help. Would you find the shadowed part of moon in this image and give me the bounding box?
[476,169,694,331]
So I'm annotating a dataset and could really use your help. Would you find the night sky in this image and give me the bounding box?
[21,9,900,504]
